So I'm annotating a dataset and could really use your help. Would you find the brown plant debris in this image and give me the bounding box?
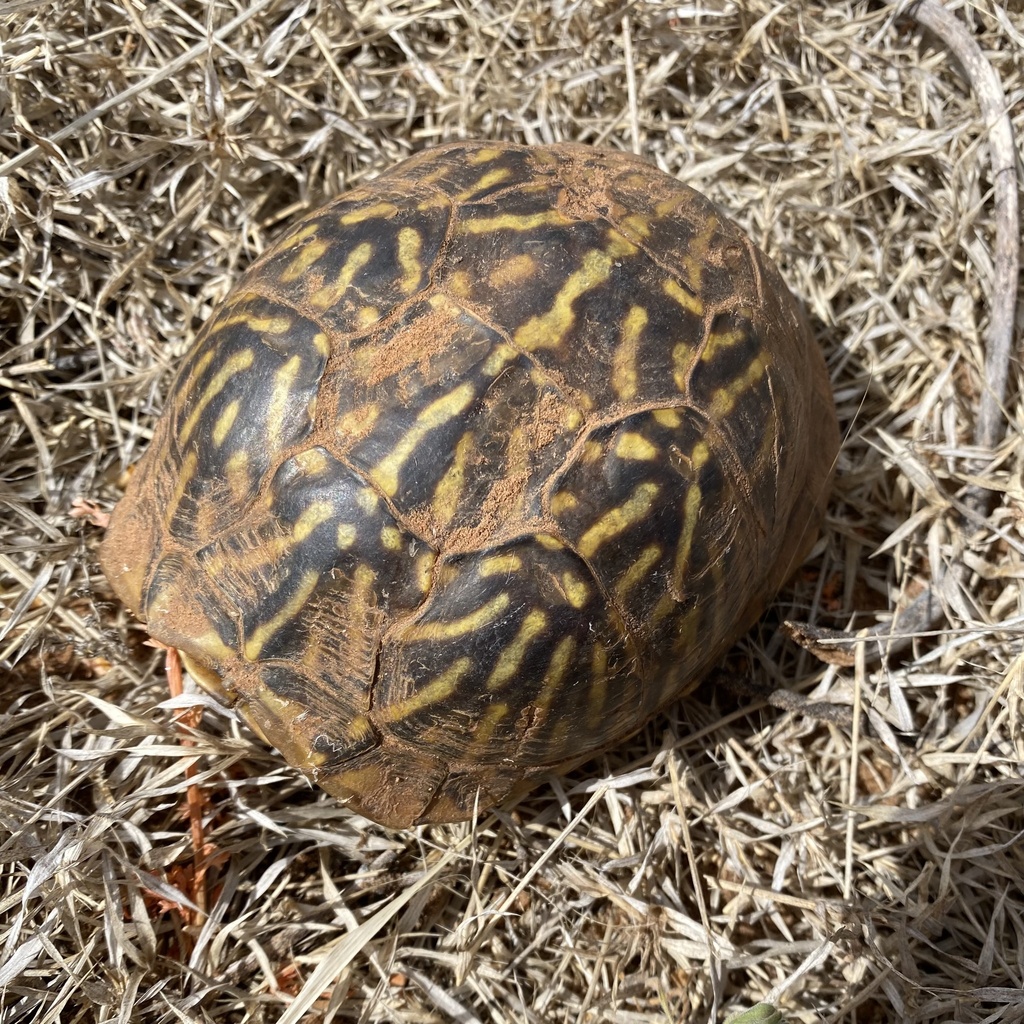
[2,2,1023,1023]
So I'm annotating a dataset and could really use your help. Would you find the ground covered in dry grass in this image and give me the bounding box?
[2,1,1023,1022]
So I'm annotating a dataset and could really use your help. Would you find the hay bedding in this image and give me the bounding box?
[1,1,1022,1021]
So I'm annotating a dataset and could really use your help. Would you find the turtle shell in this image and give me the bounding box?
[100,141,838,828]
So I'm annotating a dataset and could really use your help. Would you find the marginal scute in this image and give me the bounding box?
[99,139,839,830]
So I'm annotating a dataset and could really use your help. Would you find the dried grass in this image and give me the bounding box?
[2,1,1023,1022]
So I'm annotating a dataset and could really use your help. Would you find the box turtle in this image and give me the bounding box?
[100,141,838,828]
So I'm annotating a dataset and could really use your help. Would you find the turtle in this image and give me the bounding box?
[99,140,838,828]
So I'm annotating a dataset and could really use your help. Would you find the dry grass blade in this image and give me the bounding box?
[2,2,1022,1023]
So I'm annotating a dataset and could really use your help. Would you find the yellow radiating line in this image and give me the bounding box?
[469,702,509,754]
[612,305,647,401]
[710,353,770,419]
[578,481,659,558]
[673,340,698,392]
[431,431,473,526]
[682,215,719,293]
[370,382,477,497]
[266,354,302,453]
[339,201,398,225]
[672,485,702,595]
[613,543,662,606]
[225,450,250,503]
[663,278,704,318]
[337,403,380,442]
[310,242,373,310]
[459,209,571,234]
[701,324,749,362]
[291,500,334,543]
[535,635,576,715]
[378,657,472,723]
[457,166,511,200]
[277,221,320,250]
[214,313,293,334]
[488,253,537,290]
[615,431,658,461]
[402,592,510,643]
[397,227,423,294]
[586,675,607,732]
[478,552,521,576]
[560,572,589,609]
[515,249,614,352]
[164,450,197,527]
[280,238,329,283]
[212,399,240,448]
[180,348,255,444]
[469,146,505,164]
[486,609,547,691]
[243,569,319,660]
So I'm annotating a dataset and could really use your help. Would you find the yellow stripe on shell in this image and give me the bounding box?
[458,210,571,234]
[488,254,537,290]
[165,450,198,527]
[292,500,334,542]
[457,166,512,201]
[578,481,660,558]
[586,674,607,732]
[397,227,423,294]
[415,551,436,593]
[243,569,320,660]
[613,543,662,605]
[402,592,510,643]
[672,484,703,596]
[618,213,652,240]
[469,146,507,164]
[380,525,403,551]
[431,431,473,527]
[292,447,330,476]
[682,215,719,293]
[370,382,477,497]
[673,341,697,392]
[586,643,608,731]
[339,201,398,225]
[535,635,576,715]
[514,241,636,352]
[277,221,320,249]
[225,450,250,502]
[266,355,302,454]
[486,609,548,691]
[702,324,750,362]
[482,344,516,377]
[378,657,472,723]
[214,313,293,335]
[180,348,255,444]
[212,400,240,447]
[280,238,329,283]
[612,305,647,401]
[560,572,589,609]
[663,278,704,318]
[310,242,372,310]
[615,432,658,461]
[468,702,510,754]
[550,492,577,516]
[478,553,522,576]
[709,354,770,419]
[337,403,380,444]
